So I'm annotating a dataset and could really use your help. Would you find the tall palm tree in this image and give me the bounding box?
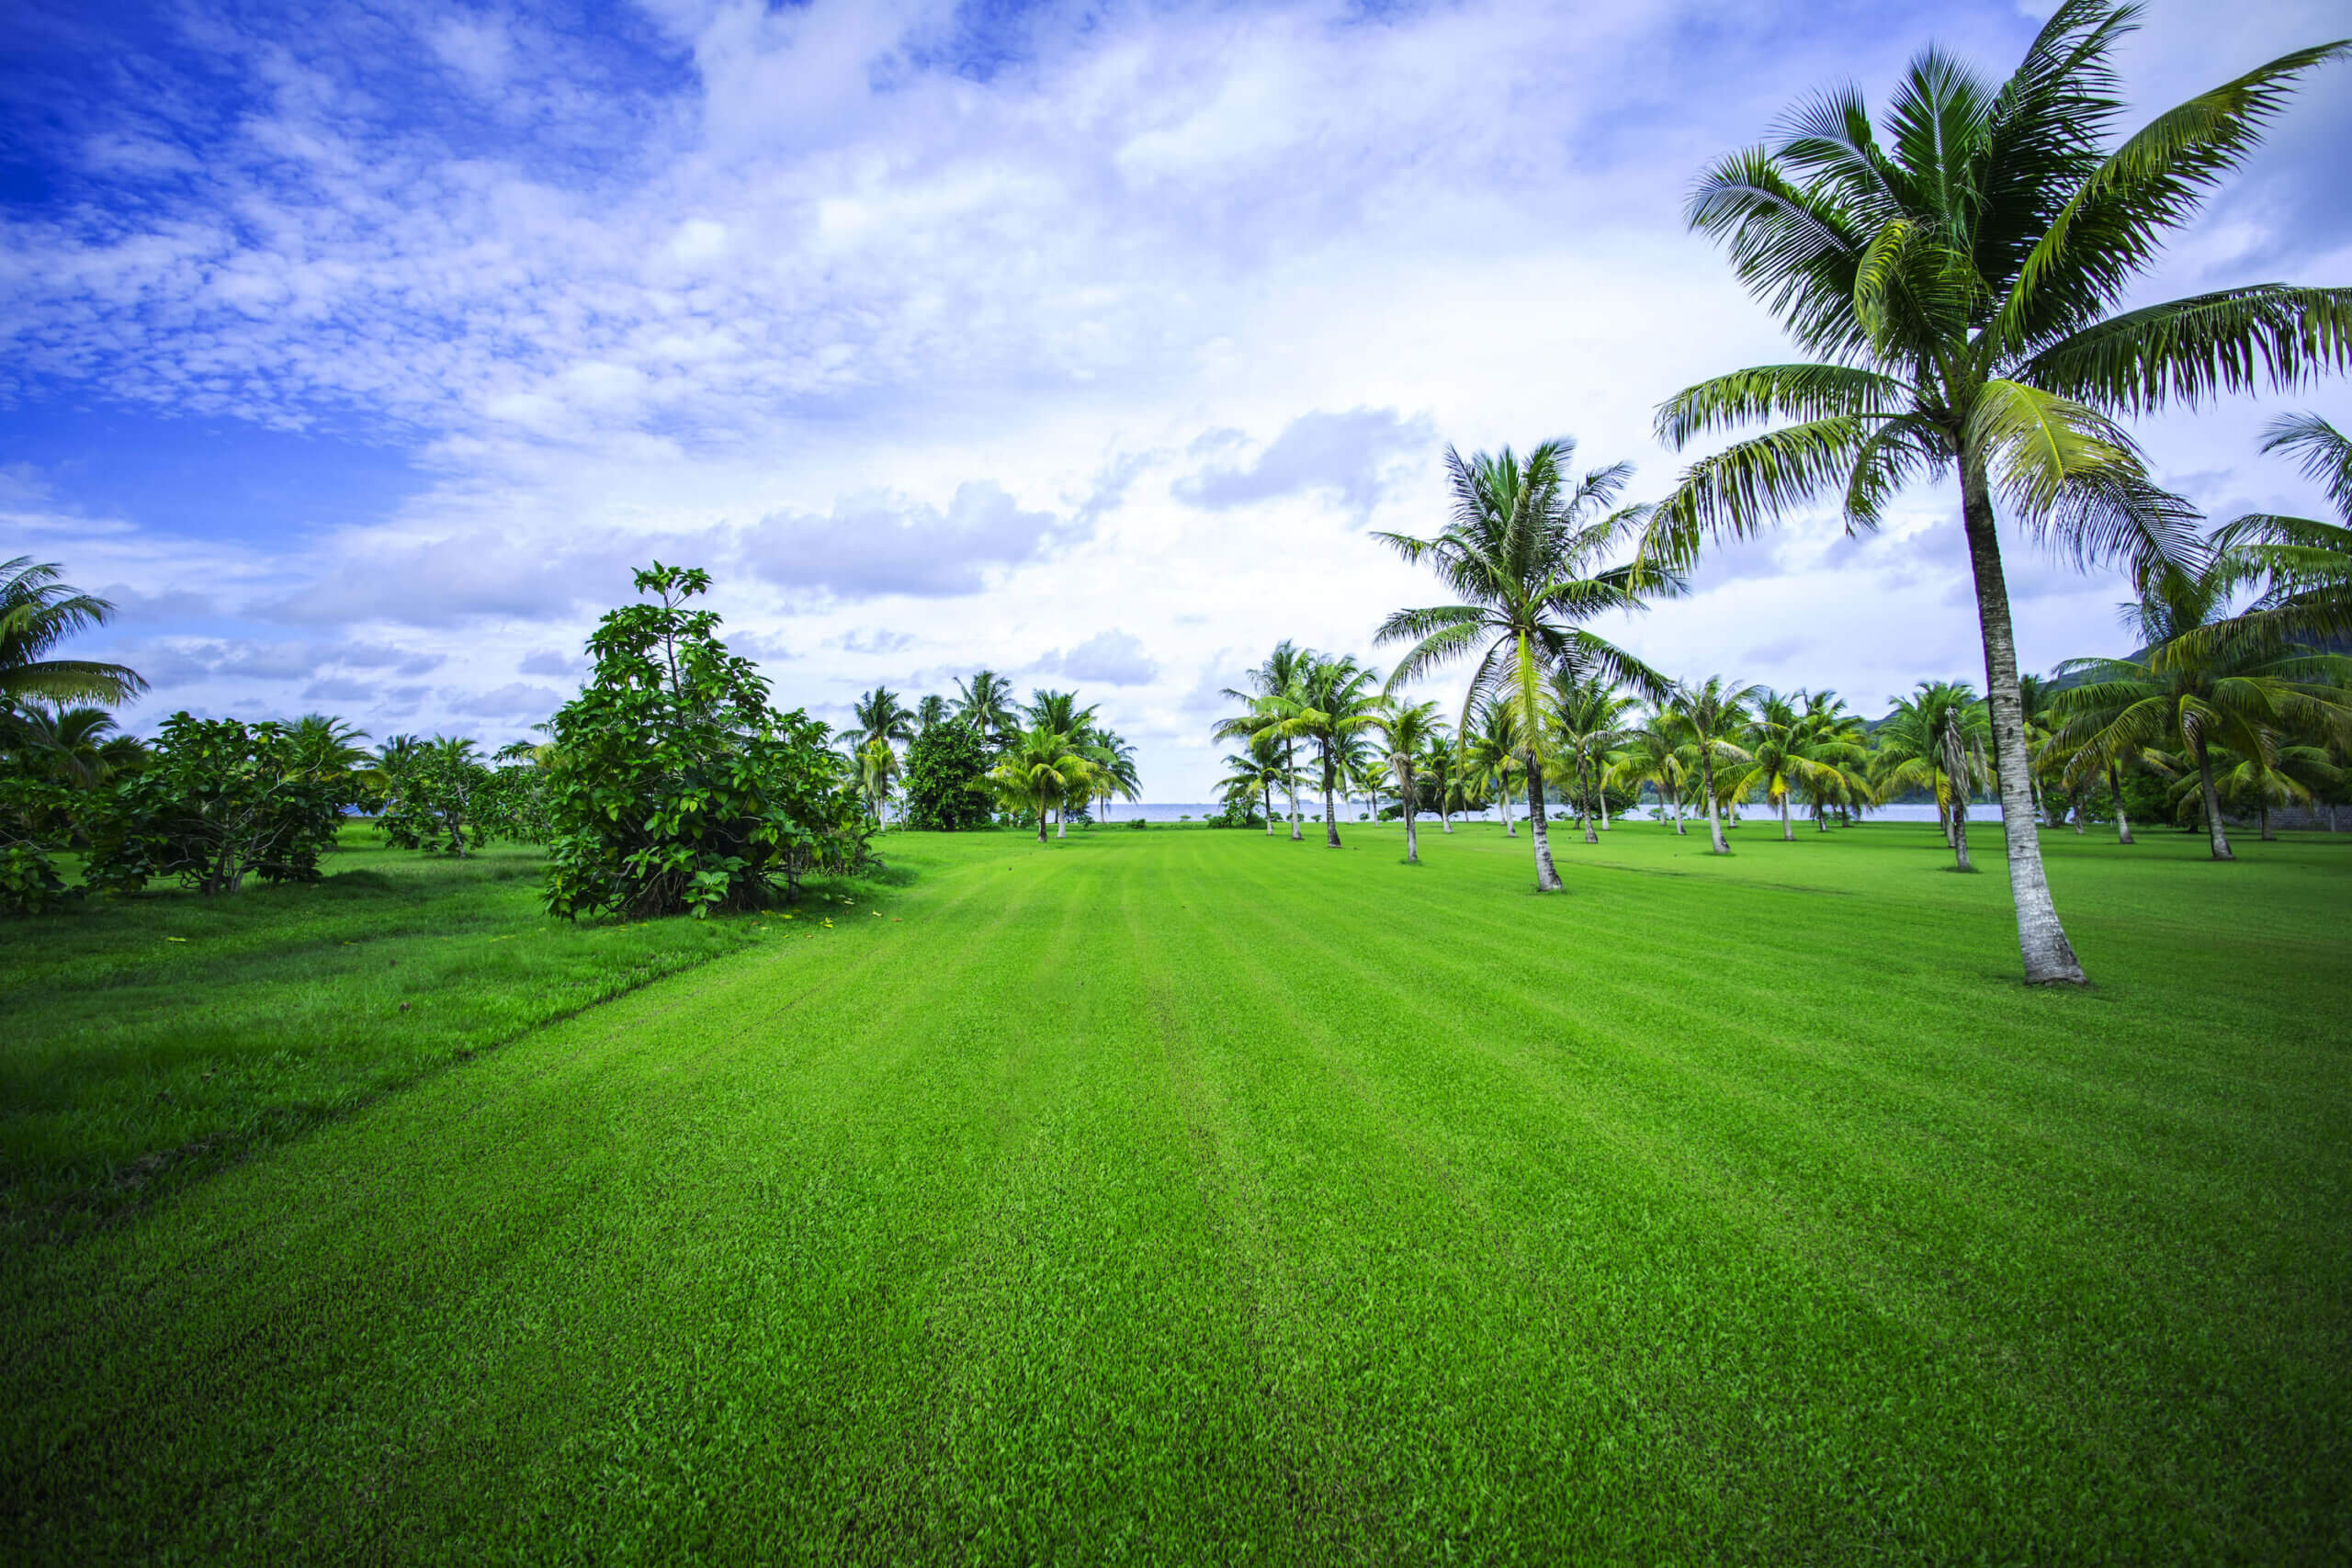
[954,669,1018,747]
[1216,640,1316,840]
[1789,692,1874,830]
[1023,688,1099,739]
[1668,678,1757,855]
[1371,698,1444,863]
[1645,1,2349,982]
[915,694,950,732]
[2052,561,2352,860]
[851,687,917,750]
[1732,688,1848,842]
[1376,440,1677,891]
[1,558,148,707]
[1265,653,1383,848]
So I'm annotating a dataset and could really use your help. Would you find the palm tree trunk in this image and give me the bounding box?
[1671,785,1686,835]
[1035,799,1049,844]
[1322,750,1341,849]
[1501,783,1516,837]
[1960,454,2084,983]
[1579,759,1598,844]
[1701,754,1728,854]
[1525,759,1563,891]
[2260,801,2274,841]
[1287,740,1303,840]
[2194,738,2233,861]
[1262,781,1275,835]
[1405,806,1419,863]
[2109,762,2133,845]
[1941,716,1973,873]
[1781,792,1793,841]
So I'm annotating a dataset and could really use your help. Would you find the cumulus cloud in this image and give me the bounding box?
[1035,629,1159,686]
[741,481,1074,600]
[1173,409,1434,518]
[447,682,565,718]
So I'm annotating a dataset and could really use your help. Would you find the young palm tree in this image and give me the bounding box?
[8,702,145,789]
[1667,678,1756,854]
[1786,692,1874,830]
[1217,730,1290,835]
[2211,742,2340,841]
[2052,562,2352,860]
[954,669,1018,747]
[1,558,149,707]
[1645,1,2349,981]
[1085,728,1142,824]
[857,736,902,827]
[1376,440,1677,891]
[1217,640,1316,840]
[1371,698,1444,863]
[1267,653,1382,848]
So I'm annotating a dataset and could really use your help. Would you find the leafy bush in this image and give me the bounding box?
[1204,797,1265,829]
[1125,816,1148,830]
[83,714,352,895]
[0,773,71,914]
[901,719,993,830]
[482,744,553,844]
[541,564,872,920]
[379,738,493,855]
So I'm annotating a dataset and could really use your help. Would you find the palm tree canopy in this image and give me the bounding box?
[954,669,1018,742]
[1,557,149,707]
[1645,1,2347,576]
[1376,440,1679,773]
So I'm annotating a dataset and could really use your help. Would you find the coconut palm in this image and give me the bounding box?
[1666,678,1757,854]
[1547,673,1640,843]
[1731,689,1844,842]
[2211,742,2340,841]
[1421,734,1464,833]
[851,687,917,751]
[1375,440,1677,891]
[989,727,1092,845]
[1216,640,1317,840]
[1265,653,1382,848]
[856,737,902,827]
[1217,730,1291,835]
[2212,412,2352,632]
[915,694,950,732]
[1,558,149,708]
[1085,728,1142,823]
[1787,692,1874,830]
[1873,682,1992,869]
[1613,714,1691,833]
[2052,561,2352,860]
[954,669,1019,747]
[1370,698,1444,863]
[7,702,144,790]
[1645,1,2350,980]
[1463,701,1526,835]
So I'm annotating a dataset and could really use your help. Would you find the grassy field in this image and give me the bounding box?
[0,829,868,1239]
[5,818,2349,1562]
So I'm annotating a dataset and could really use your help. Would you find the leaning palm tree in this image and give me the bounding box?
[1376,440,1677,891]
[1645,1,2349,981]
[1218,640,1317,840]
[1370,698,1444,863]
[1,558,149,707]
[2052,560,2352,860]
[1217,733,1289,835]
[1667,678,1757,855]
[954,669,1018,747]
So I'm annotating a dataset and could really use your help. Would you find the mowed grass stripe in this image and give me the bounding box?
[4,823,2349,1562]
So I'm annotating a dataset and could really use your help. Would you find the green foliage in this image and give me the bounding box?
[82,713,356,896]
[379,736,493,856]
[481,743,554,844]
[541,564,871,919]
[902,719,994,830]
[1203,796,1263,829]
[0,773,71,915]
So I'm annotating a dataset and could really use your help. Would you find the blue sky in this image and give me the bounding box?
[5,0,2348,796]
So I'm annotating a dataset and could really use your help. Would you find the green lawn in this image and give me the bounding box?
[5,819,2349,1561]
[0,830,863,1239]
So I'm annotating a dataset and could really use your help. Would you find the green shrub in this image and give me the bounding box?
[902,719,993,831]
[82,714,350,895]
[541,564,872,920]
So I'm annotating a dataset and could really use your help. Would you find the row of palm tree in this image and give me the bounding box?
[843,677,1141,833]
